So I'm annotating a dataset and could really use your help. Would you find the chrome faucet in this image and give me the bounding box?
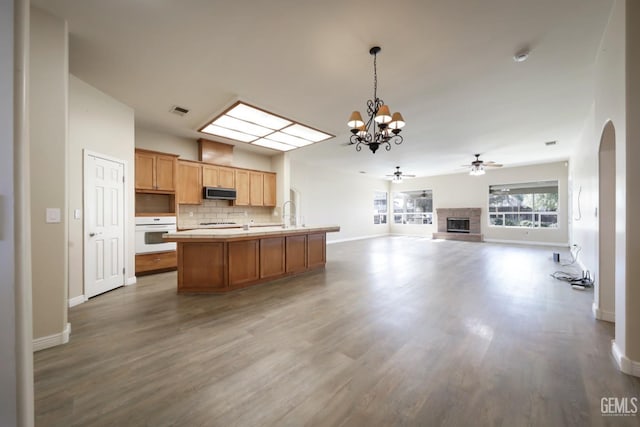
[282,200,296,228]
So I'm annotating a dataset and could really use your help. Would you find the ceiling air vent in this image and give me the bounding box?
[170,105,189,116]
[545,140,557,146]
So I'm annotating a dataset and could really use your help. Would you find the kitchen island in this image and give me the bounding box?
[163,225,340,293]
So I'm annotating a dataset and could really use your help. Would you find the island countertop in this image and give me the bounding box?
[164,225,340,241]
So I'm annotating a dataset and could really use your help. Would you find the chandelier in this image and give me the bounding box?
[347,46,405,153]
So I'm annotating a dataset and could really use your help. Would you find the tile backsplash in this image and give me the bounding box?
[178,200,278,229]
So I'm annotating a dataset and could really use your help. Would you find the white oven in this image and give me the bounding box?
[135,216,176,254]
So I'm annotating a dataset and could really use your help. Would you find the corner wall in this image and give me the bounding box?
[290,161,389,242]
[68,75,136,301]
[29,6,68,344]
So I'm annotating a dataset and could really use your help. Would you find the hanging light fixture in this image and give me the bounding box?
[347,46,405,154]
[469,164,486,176]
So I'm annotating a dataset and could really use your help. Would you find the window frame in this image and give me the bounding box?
[392,189,434,225]
[373,190,388,225]
[488,181,559,229]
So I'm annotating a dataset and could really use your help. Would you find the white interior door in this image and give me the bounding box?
[85,153,125,298]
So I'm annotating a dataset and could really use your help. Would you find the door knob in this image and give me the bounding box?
[89,232,96,237]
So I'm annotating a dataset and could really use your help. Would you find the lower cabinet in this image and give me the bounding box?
[175,231,329,293]
[260,237,286,279]
[286,235,308,273]
[228,240,260,286]
[177,242,226,292]
[135,251,177,275]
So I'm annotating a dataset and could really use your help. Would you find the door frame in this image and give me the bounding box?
[83,150,128,298]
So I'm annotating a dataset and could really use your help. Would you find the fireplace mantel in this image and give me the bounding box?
[433,208,483,242]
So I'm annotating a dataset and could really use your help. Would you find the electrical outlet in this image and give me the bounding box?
[189,211,194,217]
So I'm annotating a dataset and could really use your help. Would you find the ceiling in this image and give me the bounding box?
[33,0,613,179]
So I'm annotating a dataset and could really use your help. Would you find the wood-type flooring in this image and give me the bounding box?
[34,237,640,426]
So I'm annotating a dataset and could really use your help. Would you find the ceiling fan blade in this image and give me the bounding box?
[485,163,503,167]
[404,174,416,177]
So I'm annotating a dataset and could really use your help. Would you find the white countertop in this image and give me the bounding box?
[164,225,340,240]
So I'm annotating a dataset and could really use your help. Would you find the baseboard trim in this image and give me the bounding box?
[484,238,569,247]
[68,295,87,308]
[327,234,389,245]
[126,276,137,286]
[612,341,640,377]
[592,302,615,323]
[33,322,71,352]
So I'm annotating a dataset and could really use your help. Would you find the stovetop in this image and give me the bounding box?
[200,221,237,225]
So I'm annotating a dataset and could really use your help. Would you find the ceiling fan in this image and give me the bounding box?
[463,154,503,176]
[386,166,415,182]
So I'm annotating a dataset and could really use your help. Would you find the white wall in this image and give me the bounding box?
[290,161,389,242]
[68,75,136,300]
[391,162,569,245]
[1,0,17,424]
[135,127,272,171]
[30,6,68,341]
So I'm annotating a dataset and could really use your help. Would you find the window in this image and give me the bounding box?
[488,181,558,228]
[393,190,433,224]
[373,191,388,224]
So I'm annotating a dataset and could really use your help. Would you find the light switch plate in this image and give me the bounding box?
[46,208,61,223]
[74,208,81,220]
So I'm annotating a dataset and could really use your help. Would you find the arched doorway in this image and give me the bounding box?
[596,121,615,322]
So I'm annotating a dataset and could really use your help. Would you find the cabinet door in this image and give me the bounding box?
[307,233,326,269]
[202,164,219,187]
[177,161,202,204]
[235,170,250,206]
[218,166,236,188]
[155,154,176,191]
[263,173,276,207]
[228,240,260,286]
[249,172,264,206]
[135,152,155,190]
[286,235,307,273]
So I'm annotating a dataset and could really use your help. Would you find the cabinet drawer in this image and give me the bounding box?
[136,251,177,274]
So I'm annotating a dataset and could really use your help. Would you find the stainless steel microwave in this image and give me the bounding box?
[203,187,237,200]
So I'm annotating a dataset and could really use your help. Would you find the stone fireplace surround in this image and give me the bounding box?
[433,208,483,242]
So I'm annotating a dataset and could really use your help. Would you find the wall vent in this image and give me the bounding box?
[170,105,189,116]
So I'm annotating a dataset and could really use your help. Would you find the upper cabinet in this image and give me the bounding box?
[202,164,236,189]
[234,169,250,206]
[135,149,178,192]
[263,173,276,207]
[249,172,264,206]
[177,160,202,205]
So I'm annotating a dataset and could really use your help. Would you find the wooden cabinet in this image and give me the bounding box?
[135,251,177,275]
[286,235,308,273]
[260,237,285,279]
[307,233,326,269]
[177,160,202,204]
[263,173,276,207]
[135,149,177,192]
[178,242,226,292]
[202,164,235,188]
[228,240,260,286]
[235,170,275,207]
[249,172,264,206]
[235,169,250,206]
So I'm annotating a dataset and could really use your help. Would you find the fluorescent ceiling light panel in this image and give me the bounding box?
[281,124,332,142]
[226,103,292,129]
[266,132,313,147]
[253,138,296,151]
[199,101,335,152]
[212,115,273,137]
[200,124,258,142]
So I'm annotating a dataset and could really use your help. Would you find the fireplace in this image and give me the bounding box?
[447,217,470,233]
[433,208,483,242]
